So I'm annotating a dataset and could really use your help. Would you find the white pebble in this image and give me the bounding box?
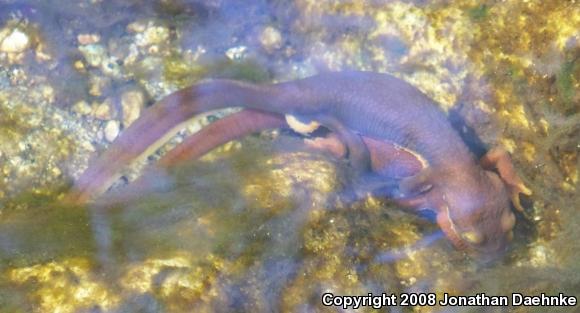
[104,120,120,142]
[225,46,248,60]
[259,26,282,52]
[0,29,30,53]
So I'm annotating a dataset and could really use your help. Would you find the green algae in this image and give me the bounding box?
[206,59,271,83]
[556,58,578,110]
[161,53,208,89]
[162,54,271,89]
[0,106,27,145]
[468,4,489,21]
[0,195,94,268]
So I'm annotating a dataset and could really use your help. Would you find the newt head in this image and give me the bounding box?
[435,168,516,261]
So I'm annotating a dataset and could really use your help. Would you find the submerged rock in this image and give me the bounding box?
[91,99,114,120]
[88,74,112,97]
[79,44,107,68]
[104,120,120,142]
[135,22,170,47]
[259,26,283,52]
[121,88,145,127]
[72,100,92,116]
[0,28,30,53]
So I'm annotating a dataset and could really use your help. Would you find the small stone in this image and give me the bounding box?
[121,89,145,127]
[41,85,55,104]
[77,33,101,45]
[127,20,147,33]
[100,57,122,78]
[135,23,169,47]
[51,166,62,177]
[0,28,30,53]
[88,74,111,97]
[72,100,92,115]
[259,26,282,52]
[108,37,132,61]
[74,60,86,72]
[147,45,159,54]
[92,99,113,120]
[35,43,52,62]
[123,43,140,66]
[79,44,107,67]
[225,46,248,60]
[104,120,120,142]
[9,67,26,84]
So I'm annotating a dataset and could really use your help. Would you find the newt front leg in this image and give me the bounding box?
[480,147,532,212]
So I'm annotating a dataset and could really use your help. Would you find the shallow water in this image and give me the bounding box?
[0,1,578,312]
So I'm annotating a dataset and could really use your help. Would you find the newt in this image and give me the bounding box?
[67,71,531,257]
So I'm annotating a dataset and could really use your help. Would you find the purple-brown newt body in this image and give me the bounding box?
[68,71,531,258]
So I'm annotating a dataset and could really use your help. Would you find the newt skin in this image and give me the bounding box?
[68,71,531,258]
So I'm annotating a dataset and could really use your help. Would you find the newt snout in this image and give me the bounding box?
[434,170,516,257]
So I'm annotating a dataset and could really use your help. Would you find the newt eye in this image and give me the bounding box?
[461,230,484,244]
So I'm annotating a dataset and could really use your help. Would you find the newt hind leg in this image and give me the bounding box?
[293,114,372,172]
[304,134,347,160]
[295,117,395,200]
[302,124,430,201]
